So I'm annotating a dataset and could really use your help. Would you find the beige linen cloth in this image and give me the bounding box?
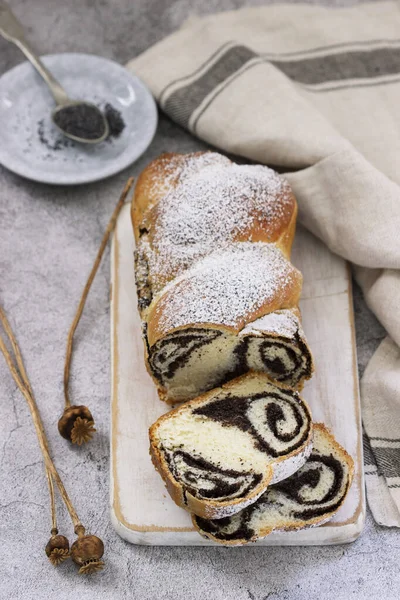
[127,1,400,526]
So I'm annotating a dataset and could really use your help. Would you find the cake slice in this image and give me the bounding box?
[149,373,313,519]
[193,423,354,545]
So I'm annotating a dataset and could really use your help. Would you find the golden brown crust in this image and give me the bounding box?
[132,151,297,281]
[132,152,206,242]
[148,373,313,519]
[139,165,297,282]
[278,202,298,258]
[192,423,355,545]
[149,435,187,509]
[146,266,303,347]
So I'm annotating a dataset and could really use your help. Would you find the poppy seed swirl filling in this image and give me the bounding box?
[192,392,309,459]
[152,380,312,506]
[162,450,263,502]
[134,248,153,311]
[149,329,223,382]
[193,424,353,543]
[148,313,313,401]
[249,334,311,385]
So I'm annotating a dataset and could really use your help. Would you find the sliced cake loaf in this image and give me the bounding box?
[149,372,313,519]
[132,151,314,403]
[193,423,354,545]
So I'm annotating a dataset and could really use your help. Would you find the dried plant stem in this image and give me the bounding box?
[0,306,59,531]
[63,176,135,408]
[0,307,82,530]
[0,179,131,570]
[46,469,58,534]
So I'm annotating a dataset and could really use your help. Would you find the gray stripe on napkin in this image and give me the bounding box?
[159,41,236,105]
[373,446,400,479]
[163,45,257,128]
[271,47,400,86]
[363,433,377,466]
[163,42,400,129]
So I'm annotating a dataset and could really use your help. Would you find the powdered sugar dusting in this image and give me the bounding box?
[139,153,294,291]
[151,242,301,336]
[240,309,305,339]
[145,151,231,204]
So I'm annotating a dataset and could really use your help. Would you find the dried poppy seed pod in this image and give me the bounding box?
[58,405,96,445]
[71,529,105,575]
[45,531,70,566]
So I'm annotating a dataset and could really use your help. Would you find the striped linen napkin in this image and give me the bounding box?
[127,1,400,527]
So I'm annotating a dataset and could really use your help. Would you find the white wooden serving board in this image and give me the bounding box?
[110,204,365,546]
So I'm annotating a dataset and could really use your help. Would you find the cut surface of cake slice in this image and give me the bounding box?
[149,373,313,519]
[193,423,354,544]
[148,307,313,403]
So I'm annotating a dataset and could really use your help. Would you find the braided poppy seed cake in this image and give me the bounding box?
[193,424,354,545]
[149,373,313,519]
[132,151,314,403]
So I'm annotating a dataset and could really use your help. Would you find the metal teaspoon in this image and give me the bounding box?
[0,2,109,144]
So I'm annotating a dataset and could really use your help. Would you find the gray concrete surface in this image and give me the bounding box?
[0,1,397,599]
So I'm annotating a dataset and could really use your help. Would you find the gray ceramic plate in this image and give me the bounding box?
[0,53,157,185]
